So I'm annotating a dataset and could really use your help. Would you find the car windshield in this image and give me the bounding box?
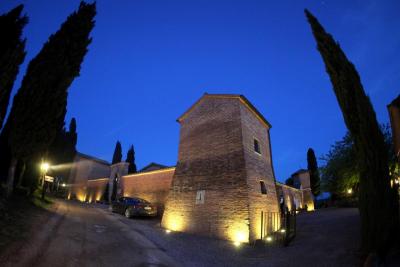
[125,198,149,204]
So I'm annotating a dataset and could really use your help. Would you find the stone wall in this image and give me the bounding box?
[121,167,175,215]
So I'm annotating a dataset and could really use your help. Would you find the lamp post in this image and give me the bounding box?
[41,162,50,200]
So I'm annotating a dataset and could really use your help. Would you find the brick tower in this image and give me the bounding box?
[161,94,280,243]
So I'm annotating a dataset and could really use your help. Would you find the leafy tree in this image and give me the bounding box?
[111,141,122,164]
[305,10,399,260]
[307,148,320,196]
[321,125,397,199]
[0,5,27,129]
[126,145,137,173]
[5,2,96,196]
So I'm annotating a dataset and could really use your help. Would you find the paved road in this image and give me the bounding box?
[2,200,178,267]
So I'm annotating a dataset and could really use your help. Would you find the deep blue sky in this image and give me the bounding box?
[1,0,399,182]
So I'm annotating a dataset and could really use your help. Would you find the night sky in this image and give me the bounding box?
[1,0,399,182]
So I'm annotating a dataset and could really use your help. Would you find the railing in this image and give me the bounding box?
[260,210,296,246]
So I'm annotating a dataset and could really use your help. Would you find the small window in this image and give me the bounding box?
[254,139,261,154]
[196,190,205,204]
[260,181,267,194]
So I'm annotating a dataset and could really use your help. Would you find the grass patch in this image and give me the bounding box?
[31,188,53,209]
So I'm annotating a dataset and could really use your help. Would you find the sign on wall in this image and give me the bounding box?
[196,190,205,204]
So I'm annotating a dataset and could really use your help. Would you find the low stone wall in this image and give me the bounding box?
[121,168,175,215]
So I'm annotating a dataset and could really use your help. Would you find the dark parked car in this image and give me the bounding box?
[111,197,157,218]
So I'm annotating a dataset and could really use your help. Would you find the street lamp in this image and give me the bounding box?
[40,161,50,199]
[41,162,50,173]
[347,188,352,195]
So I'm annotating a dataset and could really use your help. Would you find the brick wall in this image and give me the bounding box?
[162,96,251,242]
[121,168,175,215]
[276,182,303,211]
[86,178,108,202]
[239,103,280,241]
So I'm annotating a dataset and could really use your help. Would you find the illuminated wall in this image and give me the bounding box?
[239,102,281,241]
[291,170,315,211]
[162,94,280,243]
[86,178,109,203]
[67,153,110,201]
[276,182,303,211]
[122,167,175,215]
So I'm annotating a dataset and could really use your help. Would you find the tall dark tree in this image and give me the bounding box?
[102,182,109,203]
[5,2,96,196]
[111,141,122,164]
[307,148,320,196]
[305,10,399,260]
[68,117,77,149]
[126,145,137,173]
[47,117,78,185]
[0,5,27,129]
[111,175,118,201]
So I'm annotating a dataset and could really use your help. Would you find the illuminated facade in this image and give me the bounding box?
[162,94,282,243]
[69,94,314,243]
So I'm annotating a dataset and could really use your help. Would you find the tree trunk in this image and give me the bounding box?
[16,161,26,188]
[6,157,17,197]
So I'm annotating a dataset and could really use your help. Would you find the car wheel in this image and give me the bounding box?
[125,208,131,218]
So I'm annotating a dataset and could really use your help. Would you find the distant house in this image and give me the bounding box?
[140,162,169,172]
[67,152,111,201]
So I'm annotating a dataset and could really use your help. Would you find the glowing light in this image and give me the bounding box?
[233,241,241,247]
[347,188,352,195]
[163,214,185,232]
[280,229,286,233]
[266,236,273,242]
[165,229,171,234]
[234,231,247,243]
[61,183,66,187]
[41,162,50,172]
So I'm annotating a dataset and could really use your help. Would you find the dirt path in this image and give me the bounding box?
[0,199,179,267]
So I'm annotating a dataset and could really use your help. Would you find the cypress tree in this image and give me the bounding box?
[102,182,109,203]
[307,148,320,196]
[0,4,28,129]
[68,118,77,149]
[111,175,118,201]
[111,141,122,164]
[305,10,399,260]
[126,145,137,173]
[5,2,96,196]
